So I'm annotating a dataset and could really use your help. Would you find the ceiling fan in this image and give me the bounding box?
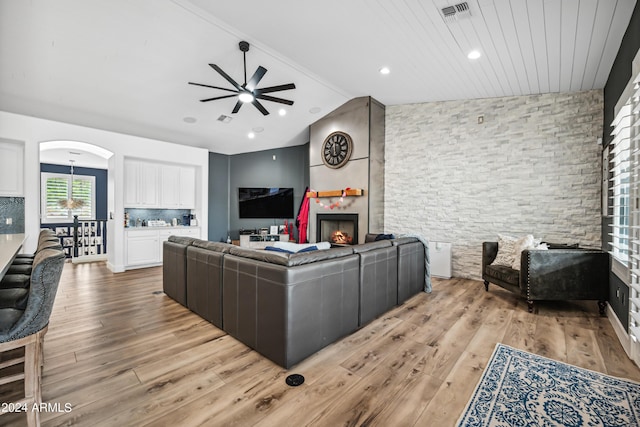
[188,41,295,116]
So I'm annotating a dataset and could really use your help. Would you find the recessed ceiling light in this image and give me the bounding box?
[309,107,321,114]
[467,50,481,60]
[183,116,197,123]
[252,127,264,133]
[379,67,390,75]
[248,132,255,139]
[279,109,287,116]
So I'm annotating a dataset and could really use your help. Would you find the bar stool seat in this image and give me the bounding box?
[0,288,29,309]
[0,273,30,289]
[6,264,32,275]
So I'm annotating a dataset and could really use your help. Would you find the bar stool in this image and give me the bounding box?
[0,248,65,427]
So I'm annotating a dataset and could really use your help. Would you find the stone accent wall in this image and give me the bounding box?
[385,90,604,279]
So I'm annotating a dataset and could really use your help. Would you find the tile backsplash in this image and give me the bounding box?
[125,208,192,226]
[0,197,25,234]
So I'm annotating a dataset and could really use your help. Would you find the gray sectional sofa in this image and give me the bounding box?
[163,235,428,368]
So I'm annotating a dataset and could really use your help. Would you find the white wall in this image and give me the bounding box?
[384,90,603,279]
[0,110,209,272]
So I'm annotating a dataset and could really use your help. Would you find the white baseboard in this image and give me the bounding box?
[106,261,124,273]
[72,254,107,264]
[608,303,631,358]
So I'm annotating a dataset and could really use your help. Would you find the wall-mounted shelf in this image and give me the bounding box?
[306,189,363,198]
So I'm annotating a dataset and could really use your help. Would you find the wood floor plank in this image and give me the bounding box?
[0,261,635,426]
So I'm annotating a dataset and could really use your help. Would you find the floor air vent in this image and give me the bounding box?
[441,2,471,23]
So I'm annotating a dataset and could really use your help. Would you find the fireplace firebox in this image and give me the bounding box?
[316,214,359,245]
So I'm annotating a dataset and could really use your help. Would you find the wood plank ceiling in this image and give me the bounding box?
[0,0,636,153]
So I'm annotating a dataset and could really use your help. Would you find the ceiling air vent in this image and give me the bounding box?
[217,114,233,124]
[441,2,471,23]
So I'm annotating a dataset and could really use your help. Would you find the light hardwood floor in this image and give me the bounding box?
[1,261,639,426]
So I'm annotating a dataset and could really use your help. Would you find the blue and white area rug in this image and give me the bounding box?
[457,344,640,426]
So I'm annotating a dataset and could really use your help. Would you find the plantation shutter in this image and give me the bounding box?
[45,176,70,220]
[609,103,632,266]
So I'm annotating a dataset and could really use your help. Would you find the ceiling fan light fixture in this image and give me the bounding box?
[238,92,254,103]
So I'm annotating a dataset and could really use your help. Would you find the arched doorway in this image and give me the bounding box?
[39,141,113,261]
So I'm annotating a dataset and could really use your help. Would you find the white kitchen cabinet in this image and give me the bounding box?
[138,162,159,206]
[126,227,200,269]
[0,140,24,196]
[159,165,195,208]
[126,159,195,209]
[124,159,159,208]
[126,229,159,266]
[160,165,181,208]
[179,166,196,208]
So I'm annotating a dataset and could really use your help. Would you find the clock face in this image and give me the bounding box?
[322,131,353,169]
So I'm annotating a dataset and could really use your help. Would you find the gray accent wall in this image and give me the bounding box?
[208,152,230,242]
[208,145,309,241]
[385,90,604,279]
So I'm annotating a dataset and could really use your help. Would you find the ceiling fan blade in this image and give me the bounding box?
[200,94,238,102]
[254,83,296,95]
[231,100,243,113]
[256,94,294,105]
[188,82,239,93]
[246,66,267,91]
[209,64,243,91]
[252,99,270,116]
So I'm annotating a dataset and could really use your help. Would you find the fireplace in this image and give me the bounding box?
[316,214,359,245]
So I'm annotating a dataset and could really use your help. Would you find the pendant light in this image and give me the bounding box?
[58,160,85,210]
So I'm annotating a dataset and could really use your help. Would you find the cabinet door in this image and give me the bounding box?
[179,166,196,208]
[123,160,139,207]
[127,235,159,265]
[160,165,181,208]
[138,162,159,207]
[0,141,24,196]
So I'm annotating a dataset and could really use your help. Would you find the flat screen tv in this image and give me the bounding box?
[238,187,294,219]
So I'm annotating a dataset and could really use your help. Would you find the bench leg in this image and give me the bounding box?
[484,280,489,291]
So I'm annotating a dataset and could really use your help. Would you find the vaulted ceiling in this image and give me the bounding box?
[0,0,635,155]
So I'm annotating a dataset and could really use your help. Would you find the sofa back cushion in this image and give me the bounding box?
[227,245,354,267]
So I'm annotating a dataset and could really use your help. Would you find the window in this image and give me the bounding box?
[609,103,632,268]
[41,172,95,223]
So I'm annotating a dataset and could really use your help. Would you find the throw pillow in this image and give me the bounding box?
[511,234,535,270]
[491,234,518,267]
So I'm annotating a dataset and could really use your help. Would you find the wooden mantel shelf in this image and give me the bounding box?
[307,189,364,198]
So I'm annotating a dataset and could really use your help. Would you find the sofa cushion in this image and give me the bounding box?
[167,235,198,245]
[227,245,354,267]
[485,264,519,285]
[191,240,234,254]
[391,236,420,246]
[352,240,393,253]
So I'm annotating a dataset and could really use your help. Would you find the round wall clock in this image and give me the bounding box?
[321,131,353,169]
